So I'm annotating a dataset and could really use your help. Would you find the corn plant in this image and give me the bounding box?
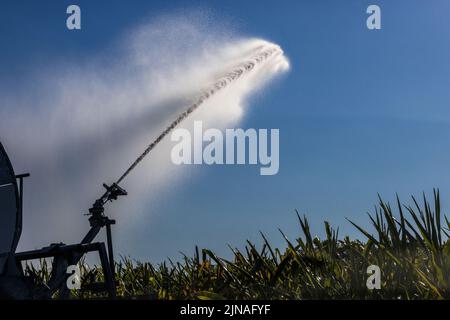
[24,189,450,300]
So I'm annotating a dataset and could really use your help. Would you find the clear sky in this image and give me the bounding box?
[1,0,450,262]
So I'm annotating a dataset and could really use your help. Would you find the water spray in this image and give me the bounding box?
[78,43,286,297]
[0,42,287,299]
[115,44,284,185]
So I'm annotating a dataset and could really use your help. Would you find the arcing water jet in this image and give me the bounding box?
[116,43,287,184]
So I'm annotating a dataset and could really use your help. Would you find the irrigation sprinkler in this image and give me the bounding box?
[0,141,126,299]
[0,44,285,299]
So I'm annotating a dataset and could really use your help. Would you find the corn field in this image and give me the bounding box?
[24,189,450,299]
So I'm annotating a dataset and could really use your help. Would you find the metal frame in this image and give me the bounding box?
[13,180,125,299]
[0,143,21,261]
[0,142,126,299]
[16,242,116,298]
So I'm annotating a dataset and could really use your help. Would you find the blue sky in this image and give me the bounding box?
[2,0,450,262]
